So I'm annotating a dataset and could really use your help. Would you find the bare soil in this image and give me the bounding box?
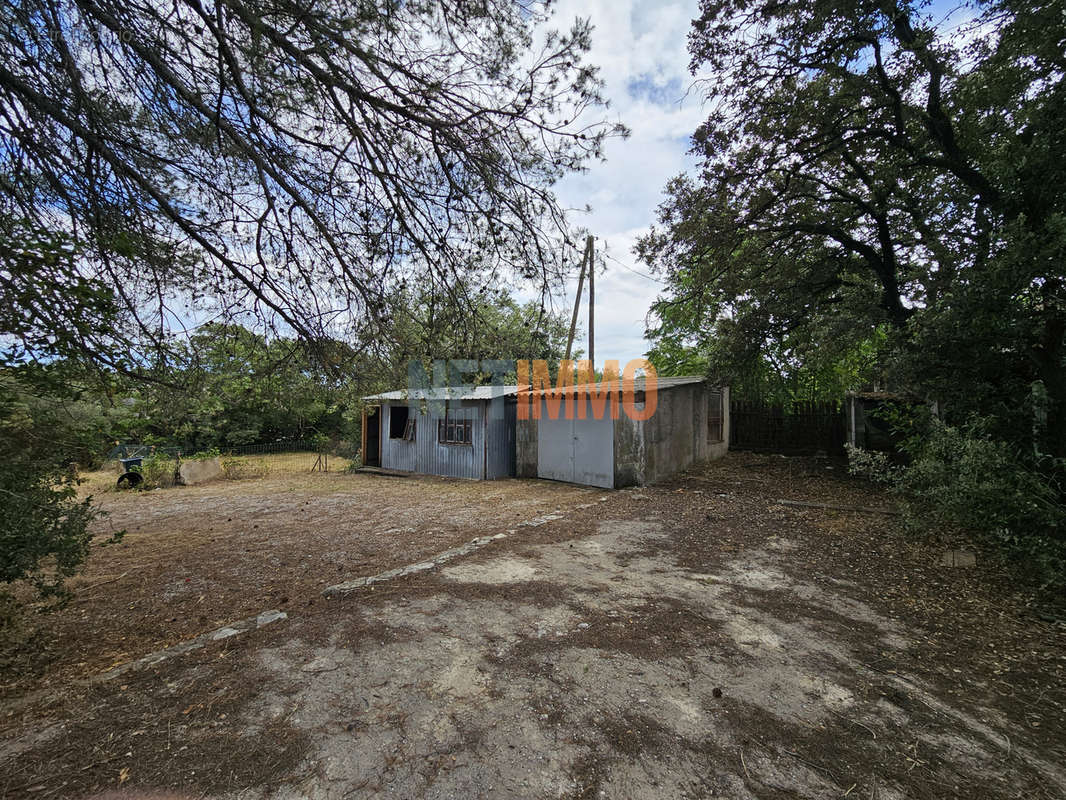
[0,470,596,697]
[2,453,1064,799]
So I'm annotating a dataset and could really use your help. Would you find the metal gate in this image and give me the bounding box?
[536,396,614,488]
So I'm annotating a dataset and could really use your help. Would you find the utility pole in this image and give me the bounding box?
[564,236,593,362]
[587,235,594,371]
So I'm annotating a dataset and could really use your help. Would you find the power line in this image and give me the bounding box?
[603,251,664,283]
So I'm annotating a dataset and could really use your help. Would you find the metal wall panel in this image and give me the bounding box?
[535,395,614,488]
[484,398,517,479]
[572,401,614,488]
[380,401,484,479]
[536,397,575,483]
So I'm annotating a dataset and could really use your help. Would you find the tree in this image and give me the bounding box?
[639,0,1065,455]
[0,0,623,367]
[647,303,887,405]
[121,323,354,450]
[0,232,130,611]
[381,283,574,382]
[93,288,570,453]
[0,362,109,613]
[0,223,126,374]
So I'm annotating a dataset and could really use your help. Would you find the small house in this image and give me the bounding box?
[361,385,518,480]
[361,376,729,488]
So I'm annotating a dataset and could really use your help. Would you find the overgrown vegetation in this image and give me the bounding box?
[848,413,1066,587]
[0,371,114,619]
[642,0,1066,583]
[136,454,179,490]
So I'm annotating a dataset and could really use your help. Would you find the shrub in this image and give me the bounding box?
[1,376,119,614]
[849,418,1066,587]
[901,422,1060,529]
[844,443,899,486]
[138,453,178,489]
[0,461,102,605]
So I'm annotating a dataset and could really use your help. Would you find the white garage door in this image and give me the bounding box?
[536,396,614,488]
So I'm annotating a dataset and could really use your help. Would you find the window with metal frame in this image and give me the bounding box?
[438,413,473,445]
[708,390,724,444]
[402,418,416,441]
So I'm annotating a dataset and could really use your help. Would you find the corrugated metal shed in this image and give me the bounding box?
[361,376,721,484]
[485,400,517,479]
[379,401,489,479]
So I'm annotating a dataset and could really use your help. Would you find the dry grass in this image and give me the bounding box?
[2,470,597,698]
[80,452,354,494]
[219,451,352,479]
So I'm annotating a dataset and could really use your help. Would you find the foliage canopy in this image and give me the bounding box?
[0,0,622,367]
[640,0,1066,455]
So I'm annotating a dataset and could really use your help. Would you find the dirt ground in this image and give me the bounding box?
[2,454,1065,799]
[1,468,596,697]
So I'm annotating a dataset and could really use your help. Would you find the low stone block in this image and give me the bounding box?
[178,456,222,485]
[940,549,977,567]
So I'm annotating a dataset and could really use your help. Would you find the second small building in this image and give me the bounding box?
[360,376,729,488]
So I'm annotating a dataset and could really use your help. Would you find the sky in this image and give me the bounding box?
[539,0,980,369]
[544,0,706,367]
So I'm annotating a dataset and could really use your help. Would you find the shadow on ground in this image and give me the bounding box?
[3,454,1065,799]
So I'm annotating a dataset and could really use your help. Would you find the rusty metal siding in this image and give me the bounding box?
[380,401,485,479]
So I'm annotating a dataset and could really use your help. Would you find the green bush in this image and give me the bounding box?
[1,374,119,614]
[0,458,101,607]
[843,444,899,486]
[901,422,1062,533]
[849,418,1066,586]
[137,453,177,489]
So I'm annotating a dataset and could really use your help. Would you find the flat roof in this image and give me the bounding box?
[363,385,522,402]
[363,375,712,402]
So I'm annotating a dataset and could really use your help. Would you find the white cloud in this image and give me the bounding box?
[548,0,703,366]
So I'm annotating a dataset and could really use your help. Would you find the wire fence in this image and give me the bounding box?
[729,400,847,457]
[218,440,332,476]
[105,444,183,460]
[220,440,319,457]
[105,439,357,477]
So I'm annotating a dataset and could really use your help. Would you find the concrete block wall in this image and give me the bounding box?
[613,383,730,487]
[612,415,645,488]
[515,382,730,488]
